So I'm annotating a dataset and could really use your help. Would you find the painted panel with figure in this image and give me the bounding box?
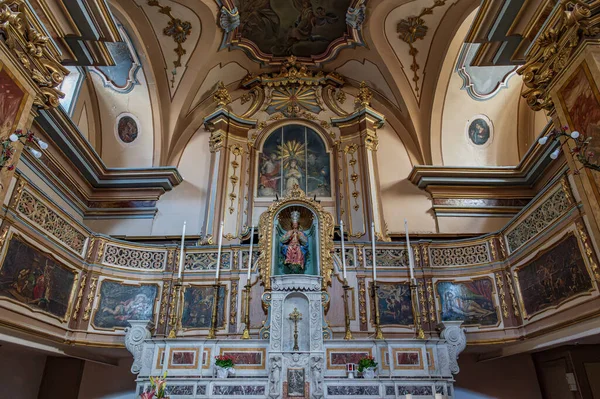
[92,280,158,329]
[258,125,331,198]
[181,285,226,329]
[0,236,75,320]
[371,282,413,326]
[557,61,600,198]
[0,66,27,138]
[515,233,593,318]
[436,278,498,327]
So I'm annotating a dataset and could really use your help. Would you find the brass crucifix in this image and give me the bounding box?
[289,307,302,352]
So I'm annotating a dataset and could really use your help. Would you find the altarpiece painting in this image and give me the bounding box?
[0,236,75,319]
[181,285,226,329]
[436,278,498,326]
[93,280,158,329]
[371,282,414,326]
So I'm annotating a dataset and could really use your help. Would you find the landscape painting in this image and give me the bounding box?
[516,233,592,317]
[0,236,75,319]
[436,278,499,326]
[372,282,414,326]
[181,285,226,329]
[0,66,26,138]
[92,280,158,329]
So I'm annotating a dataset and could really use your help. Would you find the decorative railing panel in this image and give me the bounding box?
[428,243,490,267]
[364,248,409,267]
[16,189,87,255]
[101,243,167,270]
[185,251,232,271]
[505,186,571,253]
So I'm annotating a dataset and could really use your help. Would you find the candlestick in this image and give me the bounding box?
[340,220,347,280]
[405,395,413,399]
[405,219,415,282]
[215,221,224,281]
[247,226,254,280]
[371,222,377,281]
[372,280,384,340]
[207,283,220,339]
[434,394,443,399]
[178,221,186,279]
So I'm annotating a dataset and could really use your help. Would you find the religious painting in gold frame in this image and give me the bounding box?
[557,60,600,204]
[0,63,28,139]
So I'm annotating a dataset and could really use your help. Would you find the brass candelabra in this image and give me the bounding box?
[207,283,221,339]
[410,282,425,339]
[241,281,252,339]
[342,279,353,340]
[167,279,183,338]
[372,282,384,340]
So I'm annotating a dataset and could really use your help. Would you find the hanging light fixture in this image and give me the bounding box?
[537,126,599,172]
[1,129,49,171]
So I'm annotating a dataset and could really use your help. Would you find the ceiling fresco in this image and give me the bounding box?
[218,0,366,65]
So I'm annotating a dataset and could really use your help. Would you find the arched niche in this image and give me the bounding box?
[282,292,310,352]
[257,186,334,291]
[255,122,334,200]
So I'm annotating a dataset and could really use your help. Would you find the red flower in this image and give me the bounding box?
[7,165,14,171]
[140,389,156,399]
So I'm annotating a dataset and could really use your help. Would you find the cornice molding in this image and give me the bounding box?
[35,108,182,191]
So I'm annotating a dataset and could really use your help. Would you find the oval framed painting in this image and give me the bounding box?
[465,115,493,147]
[115,113,140,144]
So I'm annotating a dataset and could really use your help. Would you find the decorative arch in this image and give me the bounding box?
[257,185,334,291]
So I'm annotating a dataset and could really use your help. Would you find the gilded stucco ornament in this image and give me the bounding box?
[354,81,373,107]
[0,0,68,109]
[213,81,232,107]
[257,184,334,291]
[517,2,600,112]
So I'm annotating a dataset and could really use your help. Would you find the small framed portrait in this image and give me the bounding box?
[465,115,493,147]
[115,112,140,144]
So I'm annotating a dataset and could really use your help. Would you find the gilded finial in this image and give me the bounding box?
[213,81,232,107]
[355,81,373,107]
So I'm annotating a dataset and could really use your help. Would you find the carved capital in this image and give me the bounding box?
[440,320,466,375]
[124,320,154,374]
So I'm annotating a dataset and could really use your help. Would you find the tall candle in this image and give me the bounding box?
[178,221,186,279]
[371,221,377,281]
[434,394,443,399]
[405,395,413,399]
[340,219,347,280]
[405,219,415,282]
[215,221,224,281]
[247,226,254,280]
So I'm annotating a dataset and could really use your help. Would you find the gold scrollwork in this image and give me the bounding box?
[418,281,428,321]
[159,281,171,325]
[576,221,600,282]
[0,226,9,249]
[228,145,243,214]
[85,238,96,262]
[82,277,98,321]
[11,178,26,210]
[72,274,87,320]
[214,81,232,107]
[96,240,105,263]
[495,272,509,319]
[257,184,334,290]
[490,239,497,261]
[358,277,367,326]
[230,281,238,327]
[344,144,361,212]
[354,81,373,107]
[505,271,520,317]
[427,281,435,322]
[561,177,574,204]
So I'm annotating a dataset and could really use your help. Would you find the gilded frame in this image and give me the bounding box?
[513,230,596,320]
[0,230,79,323]
[179,283,229,332]
[89,278,161,331]
[0,62,29,134]
[433,276,501,329]
[257,185,335,290]
[368,281,414,328]
[218,347,267,370]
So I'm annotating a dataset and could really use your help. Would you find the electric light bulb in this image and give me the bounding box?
[9,134,18,142]
[550,148,561,160]
[571,131,580,139]
[28,147,42,159]
[538,136,548,145]
[37,140,48,150]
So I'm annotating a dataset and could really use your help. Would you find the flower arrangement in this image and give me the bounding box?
[0,129,48,172]
[215,355,235,369]
[538,126,599,173]
[139,372,168,399]
[357,356,377,372]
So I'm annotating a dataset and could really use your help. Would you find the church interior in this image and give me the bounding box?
[2,0,600,398]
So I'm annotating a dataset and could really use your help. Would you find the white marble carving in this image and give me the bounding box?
[268,356,282,398]
[124,320,153,374]
[440,321,467,374]
[310,355,324,399]
[271,275,322,291]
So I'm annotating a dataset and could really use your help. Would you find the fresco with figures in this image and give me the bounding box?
[93,281,157,329]
[372,282,414,326]
[236,0,351,58]
[0,67,26,138]
[516,234,593,317]
[0,236,75,319]
[436,278,498,326]
[181,285,226,329]
[558,61,600,194]
[258,125,331,198]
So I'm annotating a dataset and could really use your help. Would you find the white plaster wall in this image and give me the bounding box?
[0,346,46,399]
[78,358,136,399]
[93,67,154,168]
[377,125,437,234]
[151,129,212,236]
